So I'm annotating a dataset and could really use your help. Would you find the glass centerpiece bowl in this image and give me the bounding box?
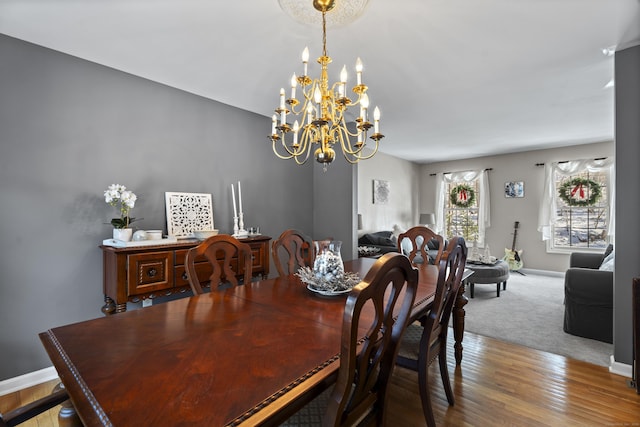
[296,240,360,295]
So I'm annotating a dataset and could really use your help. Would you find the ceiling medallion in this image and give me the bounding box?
[278,0,370,28]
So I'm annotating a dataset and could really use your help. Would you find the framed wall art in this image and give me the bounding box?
[373,179,390,204]
[504,181,524,198]
[165,192,214,238]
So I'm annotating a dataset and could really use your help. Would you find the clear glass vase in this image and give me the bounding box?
[313,240,344,283]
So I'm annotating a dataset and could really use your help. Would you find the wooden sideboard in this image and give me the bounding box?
[100,235,271,314]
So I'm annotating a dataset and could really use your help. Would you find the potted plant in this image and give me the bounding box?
[104,184,139,241]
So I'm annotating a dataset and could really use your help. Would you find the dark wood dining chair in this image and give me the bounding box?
[397,226,445,266]
[272,229,314,277]
[0,386,69,427]
[185,234,253,294]
[283,252,419,426]
[396,236,467,427]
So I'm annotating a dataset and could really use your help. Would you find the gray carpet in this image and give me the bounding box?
[463,270,613,367]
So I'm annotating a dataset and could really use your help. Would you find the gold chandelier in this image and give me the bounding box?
[270,0,384,171]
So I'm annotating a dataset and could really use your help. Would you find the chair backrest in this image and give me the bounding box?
[324,252,418,427]
[272,229,314,277]
[185,234,253,294]
[397,226,444,266]
[422,236,467,363]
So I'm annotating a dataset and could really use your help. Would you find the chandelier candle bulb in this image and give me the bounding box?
[271,115,277,134]
[307,104,314,124]
[355,57,363,85]
[290,73,297,99]
[374,107,380,134]
[279,88,285,109]
[293,120,299,145]
[302,47,309,76]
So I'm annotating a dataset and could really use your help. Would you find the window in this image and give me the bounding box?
[538,158,614,252]
[551,170,609,250]
[435,169,490,246]
[444,180,480,243]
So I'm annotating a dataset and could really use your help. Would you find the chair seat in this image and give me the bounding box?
[279,387,332,426]
[397,322,423,360]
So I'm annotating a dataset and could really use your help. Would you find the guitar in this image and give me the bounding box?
[503,221,524,271]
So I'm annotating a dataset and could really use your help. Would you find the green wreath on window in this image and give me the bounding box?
[558,177,602,207]
[449,184,476,208]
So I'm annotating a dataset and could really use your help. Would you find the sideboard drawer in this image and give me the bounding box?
[127,251,173,296]
[175,263,213,288]
[250,245,266,272]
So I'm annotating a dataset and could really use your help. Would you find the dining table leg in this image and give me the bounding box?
[453,281,469,365]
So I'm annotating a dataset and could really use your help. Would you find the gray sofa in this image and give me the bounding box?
[563,245,613,343]
[358,230,444,264]
[357,231,398,254]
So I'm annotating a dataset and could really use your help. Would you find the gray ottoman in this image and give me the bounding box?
[465,260,510,297]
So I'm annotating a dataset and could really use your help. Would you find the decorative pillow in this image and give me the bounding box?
[599,251,614,271]
[603,244,614,259]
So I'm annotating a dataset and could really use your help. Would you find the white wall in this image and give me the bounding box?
[357,151,421,234]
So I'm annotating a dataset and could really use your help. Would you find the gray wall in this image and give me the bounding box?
[0,35,322,379]
[313,161,358,261]
[614,44,640,365]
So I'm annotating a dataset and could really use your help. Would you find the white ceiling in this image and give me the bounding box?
[1,0,639,164]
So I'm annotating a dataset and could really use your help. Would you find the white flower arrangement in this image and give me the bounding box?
[104,184,139,229]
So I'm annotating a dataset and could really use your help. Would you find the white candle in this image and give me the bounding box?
[271,115,277,134]
[231,184,237,218]
[302,47,309,76]
[306,103,314,124]
[360,93,369,121]
[238,181,243,214]
[355,57,363,86]
[291,73,297,99]
[279,88,285,109]
[374,106,380,133]
[293,120,299,145]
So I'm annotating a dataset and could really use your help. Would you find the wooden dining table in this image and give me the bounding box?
[39,257,469,427]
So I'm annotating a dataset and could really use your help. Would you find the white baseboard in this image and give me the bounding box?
[609,355,633,378]
[518,268,564,278]
[0,366,58,396]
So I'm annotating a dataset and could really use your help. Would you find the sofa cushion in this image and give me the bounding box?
[599,251,614,271]
[603,244,614,259]
[358,231,395,247]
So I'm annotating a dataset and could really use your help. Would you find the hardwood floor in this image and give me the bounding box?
[2,332,638,426]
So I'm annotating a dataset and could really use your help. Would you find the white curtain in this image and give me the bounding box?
[435,169,491,246]
[537,158,615,241]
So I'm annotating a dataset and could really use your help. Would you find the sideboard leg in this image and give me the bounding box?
[101,296,115,315]
[453,282,469,365]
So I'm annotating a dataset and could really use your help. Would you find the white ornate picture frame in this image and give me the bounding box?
[164,192,214,238]
[373,179,390,205]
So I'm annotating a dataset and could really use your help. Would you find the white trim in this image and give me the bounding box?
[0,366,58,396]
[609,355,633,378]
[518,268,564,278]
